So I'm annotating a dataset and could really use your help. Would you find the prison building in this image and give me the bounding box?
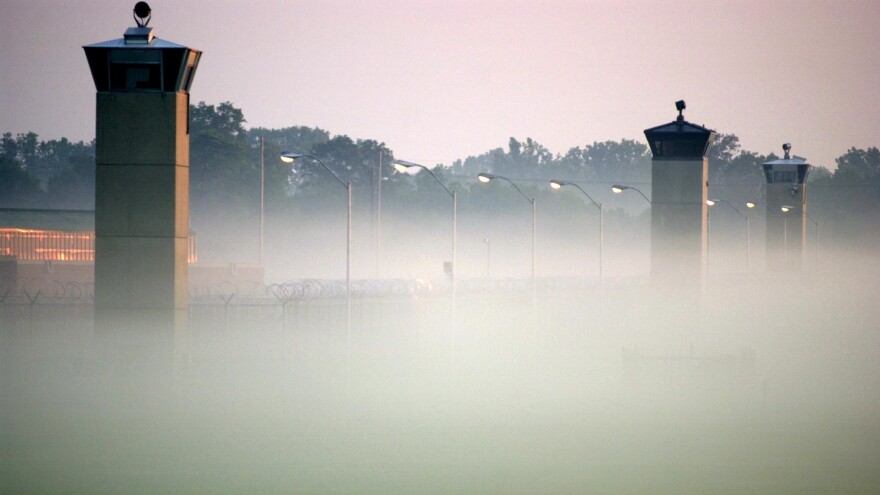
[0,208,197,263]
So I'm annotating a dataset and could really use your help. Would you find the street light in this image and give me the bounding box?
[780,205,791,263]
[746,201,761,270]
[484,238,491,278]
[478,172,536,298]
[259,136,265,265]
[280,152,352,334]
[707,198,750,272]
[611,184,651,204]
[394,160,457,302]
[780,205,819,270]
[550,179,604,283]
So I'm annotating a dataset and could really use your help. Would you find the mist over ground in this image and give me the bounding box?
[2,240,878,493]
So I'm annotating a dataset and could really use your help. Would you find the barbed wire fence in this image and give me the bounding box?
[0,275,606,330]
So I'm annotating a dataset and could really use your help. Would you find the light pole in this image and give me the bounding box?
[780,205,791,265]
[611,184,651,204]
[280,152,352,334]
[746,201,760,271]
[259,136,265,265]
[376,151,383,279]
[810,213,819,270]
[612,183,653,281]
[550,179,604,283]
[484,238,491,278]
[478,172,536,299]
[781,205,819,270]
[707,198,750,273]
[393,160,457,303]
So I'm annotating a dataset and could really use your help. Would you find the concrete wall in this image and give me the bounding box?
[650,158,708,286]
[95,92,189,310]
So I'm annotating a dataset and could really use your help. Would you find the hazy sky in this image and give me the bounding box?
[1,0,878,169]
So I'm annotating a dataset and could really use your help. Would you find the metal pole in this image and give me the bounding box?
[347,180,352,301]
[451,190,458,356]
[259,136,265,265]
[347,180,352,355]
[746,215,750,274]
[599,206,604,284]
[555,181,603,284]
[706,206,710,282]
[452,190,457,302]
[485,238,490,278]
[783,215,788,266]
[376,151,382,279]
[531,199,537,300]
[370,155,375,272]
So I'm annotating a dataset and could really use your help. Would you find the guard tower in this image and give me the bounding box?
[84,3,201,313]
[644,101,716,287]
[763,144,810,271]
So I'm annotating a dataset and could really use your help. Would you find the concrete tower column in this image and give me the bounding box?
[644,101,716,289]
[763,144,811,271]
[84,3,201,317]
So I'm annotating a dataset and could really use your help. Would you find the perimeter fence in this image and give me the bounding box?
[0,275,610,328]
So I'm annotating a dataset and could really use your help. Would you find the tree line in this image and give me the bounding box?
[2,100,878,249]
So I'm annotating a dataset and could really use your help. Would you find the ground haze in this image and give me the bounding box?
[2,245,878,493]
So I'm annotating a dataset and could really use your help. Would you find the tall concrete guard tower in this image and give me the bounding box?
[84,3,201,313]
[644,101,716,286]
[762,144,810,271]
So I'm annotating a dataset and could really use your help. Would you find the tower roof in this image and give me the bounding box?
[643,101,715,159]
[762,144,811,184]
[82,4,200,94]
[84,37,189,50]
[643,119,715,135]
[763,156,809,166]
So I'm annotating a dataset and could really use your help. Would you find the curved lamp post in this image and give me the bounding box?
[483,237,491,277]
[780,205,791,263]
[611,184,651,204]
[394,160,457,302]
[780,205,819,269]
[550,179,604,283]
[280,152,352,330]
[478,172,536,298]
[707,198,750,272]
[746,201,761,270]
